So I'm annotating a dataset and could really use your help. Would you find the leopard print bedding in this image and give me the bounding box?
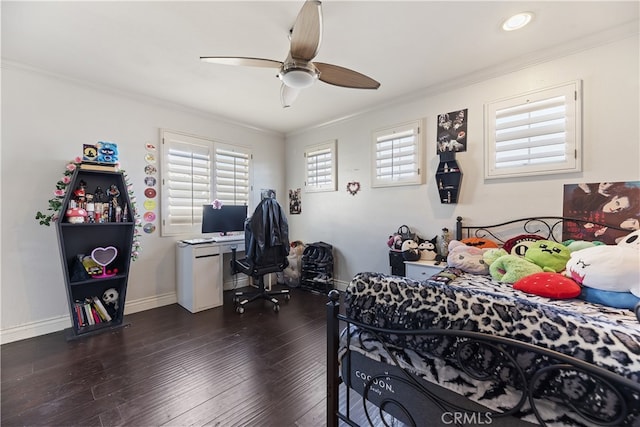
[343,271,640,426]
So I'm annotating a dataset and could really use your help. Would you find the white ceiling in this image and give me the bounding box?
[2,1,638,135]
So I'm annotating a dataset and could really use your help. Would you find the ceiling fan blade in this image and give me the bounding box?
[200,57,283,69]
[290,0,322,61]
[281,84,300,108]
[315,62,380,89]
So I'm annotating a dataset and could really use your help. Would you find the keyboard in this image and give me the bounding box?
[182,234,244,245]
[213,234,244,242]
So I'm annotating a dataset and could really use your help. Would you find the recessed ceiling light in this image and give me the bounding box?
[502,12,534,31]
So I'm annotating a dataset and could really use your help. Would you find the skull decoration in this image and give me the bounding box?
[102,288,119,310]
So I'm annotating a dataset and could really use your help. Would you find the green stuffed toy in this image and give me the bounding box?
[562,239,605,252]
[483,248,508,266]
[524,240,571,272]
[489,254,543,283]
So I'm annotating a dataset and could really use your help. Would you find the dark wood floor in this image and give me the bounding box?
[1,287,333,426]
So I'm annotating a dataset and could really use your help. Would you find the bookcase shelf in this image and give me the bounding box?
[436,152,462,204]
[55,168,135,340]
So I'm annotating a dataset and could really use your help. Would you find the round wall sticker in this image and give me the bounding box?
[145,153,156,164]
[143,223,156,234]
[143,211,156,222]
[144,176,156,187]
[144,165,157,175]
[143,199,157,211]
[145,143,157,152]
[144,188,157,198]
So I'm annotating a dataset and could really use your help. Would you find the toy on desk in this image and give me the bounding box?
[91,246,118,278]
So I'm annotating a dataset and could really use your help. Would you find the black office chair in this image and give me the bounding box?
[230,198,291,313]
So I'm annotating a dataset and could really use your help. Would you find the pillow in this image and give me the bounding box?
[460,237,499,249]
[514,272,581,299]
[503,234,544,256]
[579,287,640,310]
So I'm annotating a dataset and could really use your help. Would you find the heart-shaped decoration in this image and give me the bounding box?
[91,246,118,267]
[346,181,361,196]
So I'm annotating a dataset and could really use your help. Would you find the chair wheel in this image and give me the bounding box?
[236,306,244,314]
[273,304,280,312]
[284,294,291,301]
[233,296,239,304]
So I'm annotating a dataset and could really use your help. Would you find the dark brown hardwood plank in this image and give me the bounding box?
[1,287,332,427]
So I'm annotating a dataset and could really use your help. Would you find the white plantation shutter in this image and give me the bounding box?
[215,145,251,205]
[372,120,424,187]
[305,140,336,192]
[485,80,582,178]
[161,130,252,236]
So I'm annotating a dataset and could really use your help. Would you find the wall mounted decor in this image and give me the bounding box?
[437,108,467,154]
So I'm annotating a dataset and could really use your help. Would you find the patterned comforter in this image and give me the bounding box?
[343,271,640,426]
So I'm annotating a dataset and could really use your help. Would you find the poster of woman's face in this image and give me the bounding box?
[563,181,640,244]
[437,109,467,154]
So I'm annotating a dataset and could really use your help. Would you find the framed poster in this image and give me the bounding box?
[562,181,640,244]
[437,109,467,153]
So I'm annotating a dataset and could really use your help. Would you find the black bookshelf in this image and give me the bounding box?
[55,167,135,339]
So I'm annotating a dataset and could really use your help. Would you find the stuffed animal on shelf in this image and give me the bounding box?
[401,239,421,261]
[524,240,571,273]
[565,230,640,308]
[102,288,119,316]
[418,237,439,261]
[96,141,119,164]
[446,240,490,275]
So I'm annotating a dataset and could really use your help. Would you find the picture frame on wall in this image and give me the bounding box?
[562,180,640,244]
[437,108,467,154]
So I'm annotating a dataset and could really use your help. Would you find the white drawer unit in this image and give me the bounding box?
[404,260,445,281]
[177,243,222,313]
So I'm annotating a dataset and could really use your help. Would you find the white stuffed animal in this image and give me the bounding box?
[565,230,640,297]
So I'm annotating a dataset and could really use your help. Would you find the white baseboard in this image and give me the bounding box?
[1,292,178,345]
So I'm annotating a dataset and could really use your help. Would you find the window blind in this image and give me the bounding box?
[372,121,423,187]
[165,141,211,228]
[305,140,336,192]
[214,146,250,205]
[485,80,581,178]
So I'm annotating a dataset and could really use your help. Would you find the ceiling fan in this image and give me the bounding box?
[200,0,380,108]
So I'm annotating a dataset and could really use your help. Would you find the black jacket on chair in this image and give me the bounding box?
[244,197,290,267]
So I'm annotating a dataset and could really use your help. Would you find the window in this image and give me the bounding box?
[214,144,251,206]
[484,80,582,179]
[305,140,337,192]
[161,130,252,236]
[372,120,424,187]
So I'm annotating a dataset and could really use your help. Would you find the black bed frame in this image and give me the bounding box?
[327,216,640,427]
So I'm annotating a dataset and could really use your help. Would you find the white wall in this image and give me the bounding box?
[284,35,640,286]
[0,64,285,343]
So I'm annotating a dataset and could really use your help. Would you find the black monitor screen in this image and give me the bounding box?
[201,205,248,235]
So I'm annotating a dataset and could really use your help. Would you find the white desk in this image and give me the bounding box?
[176,237,245,313]
[404,260,445,281]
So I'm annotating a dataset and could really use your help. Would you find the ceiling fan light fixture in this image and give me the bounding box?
[281,68,317,89]
[502,12,533,31]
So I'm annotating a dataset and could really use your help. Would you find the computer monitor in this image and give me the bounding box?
[201,204,248,235]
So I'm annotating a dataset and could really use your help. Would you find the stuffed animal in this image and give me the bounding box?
[524,240,571,273]
[418,237,438,261]
[565,230,640,299]
[387,234,403,251]
[503,234,544,257]
[447,240,490,275]
[489,254,543,284]
[401,239,421,261]
[96,141,119,164]
[483,248,508,266]
[563,239,605,252]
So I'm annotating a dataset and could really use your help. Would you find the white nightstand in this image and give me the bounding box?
[404,260,445,281]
